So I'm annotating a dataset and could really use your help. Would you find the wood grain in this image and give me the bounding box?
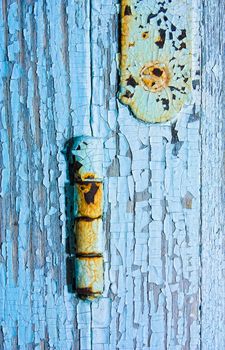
[201,0,225,349]
[0,0,223,349]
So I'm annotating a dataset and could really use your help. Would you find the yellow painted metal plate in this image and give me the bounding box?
[119,0,192,123]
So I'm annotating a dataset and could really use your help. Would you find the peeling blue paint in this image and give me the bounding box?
[0,0,222,349]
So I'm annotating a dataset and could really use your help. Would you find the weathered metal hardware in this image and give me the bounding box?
[119,0,192,123]
[72,136,104,299]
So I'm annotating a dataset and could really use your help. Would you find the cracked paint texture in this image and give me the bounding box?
[119,0,192,123]
[0,0,223,349]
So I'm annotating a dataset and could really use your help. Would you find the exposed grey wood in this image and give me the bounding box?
[201,0,225,349]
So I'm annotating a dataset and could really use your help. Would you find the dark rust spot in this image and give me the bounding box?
[124,5,132,16]
[83,173,95,180]
[179,42,186,50]
[76,287,93,296]
[76,253,103,258]
[155,29,166,48]
[142,31,149,39]
[123,90,134,98]
[152,68,163,77]
[126,75,138,88]
[178,29,186,41]
[140,62,169,92]
[77,290,102,300]
[75,216,98,222]
[84,182,99,204]
[161,98,169,110]
[178,64,185,71]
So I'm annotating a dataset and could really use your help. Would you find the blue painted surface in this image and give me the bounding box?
[0,0,224,349]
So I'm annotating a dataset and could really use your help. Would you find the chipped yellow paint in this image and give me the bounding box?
[74,218,103,255]
[75,182,103,218]
[119,0,192,123]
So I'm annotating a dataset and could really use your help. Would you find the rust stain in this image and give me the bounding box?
[75,257,103,299]
[75,171,97,182]
[84,182,99,204]
[142,31,149,39]
[72,137,104,299]
[76,289,102,300]
[82,172,96,180]
[155,29,166,48]
[76,182,103,218]
[140,61,170,93]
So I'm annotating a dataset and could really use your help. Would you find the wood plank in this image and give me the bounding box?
[90,0,201,349]
[0,0,92,348]
[0,0,215,349]
[201,0,225,348]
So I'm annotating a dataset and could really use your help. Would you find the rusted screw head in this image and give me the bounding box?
[140,62,170,92]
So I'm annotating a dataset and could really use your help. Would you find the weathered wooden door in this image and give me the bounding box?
[0,1,224,349]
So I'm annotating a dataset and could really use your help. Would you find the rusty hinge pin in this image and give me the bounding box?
[72,136,104,300]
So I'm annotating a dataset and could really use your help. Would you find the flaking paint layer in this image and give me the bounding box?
[0,0,207,349]
[119,0,192,123]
